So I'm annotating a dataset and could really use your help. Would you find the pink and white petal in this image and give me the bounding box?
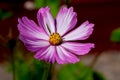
[63,21,94,41]
[18,17,49,40]
[37,7,55,35]
[34,46,56,63]
[61,42,94,55]
[56,6,77,36]
[20,36,50,52]
[56,46,79,64]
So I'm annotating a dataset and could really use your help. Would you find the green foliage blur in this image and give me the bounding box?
[8,41,51,80]
[110,28,120,43]
[58,63,105,80]
[0,9,12,20]
[34,0,60,17]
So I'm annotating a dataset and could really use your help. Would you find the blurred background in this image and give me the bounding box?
[0,0,120,80]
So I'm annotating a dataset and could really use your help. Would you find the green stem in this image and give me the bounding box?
[11,50,15,80]
[42,63,52,80]
[89,52,103,68]
[9,39,17,80]
[50,64,57,80]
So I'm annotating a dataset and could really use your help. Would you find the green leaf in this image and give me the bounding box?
[93,71,106,80]
[58,62,94,80]
[58,62,106,80]
[34,0,60,17]
[46,0,60,17]
[110,28,120,42]
[34,0,46,9]
[31,60,46,80]
[0,9,12,20]
[15,60,32,80]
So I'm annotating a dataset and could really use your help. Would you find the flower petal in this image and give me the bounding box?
[63,21,94,41]
[18,17,49,40]
[55,46,79,64]
[61,42,94,55]
[56,6,77,36]
[20,36,50,52]
[34,46,56,63]
[37,7,55,35]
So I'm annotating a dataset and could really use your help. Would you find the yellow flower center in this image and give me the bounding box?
[49,33,62,45]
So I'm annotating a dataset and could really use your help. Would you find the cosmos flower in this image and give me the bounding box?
[17,6,95,64]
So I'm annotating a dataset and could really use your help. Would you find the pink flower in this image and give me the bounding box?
[17,6,95,64]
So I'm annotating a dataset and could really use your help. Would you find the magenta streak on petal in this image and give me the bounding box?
[20,36,50,52]
[54,47,65,64]
[34,46,56,63]
[18,17,40,32]
[60,46,80,63]
[63,21,94,41]
[56,6,77,36]
[37,7,55,35]
[18,17,49,41]
[61,42,94,55]
[34,46,49,60]
[56,46,79,64]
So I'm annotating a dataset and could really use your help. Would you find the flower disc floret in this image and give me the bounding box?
[49,33,62,45]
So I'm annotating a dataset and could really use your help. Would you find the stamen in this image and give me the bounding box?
[49,33,62,45]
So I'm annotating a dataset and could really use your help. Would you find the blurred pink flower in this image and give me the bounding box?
[17,6,95,64]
